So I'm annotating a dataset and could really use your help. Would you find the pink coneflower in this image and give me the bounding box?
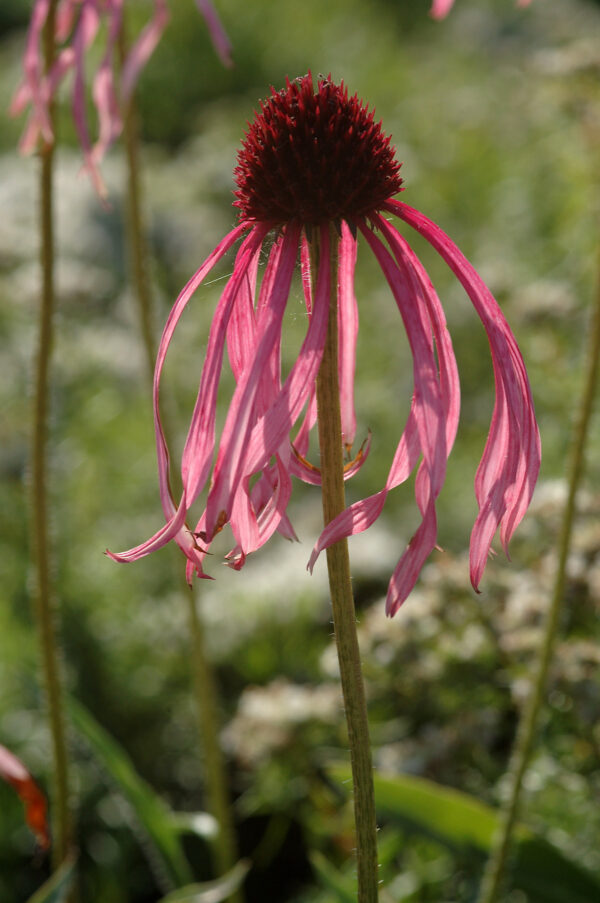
[430,0,532,19]
[109,73,540,616]
[10,0,232,197]
[0,744,49,850]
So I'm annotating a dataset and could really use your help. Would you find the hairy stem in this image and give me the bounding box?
[32,0,73,871]
[118,31,241,897]
[313,228,379,902]
[477,258,600,903]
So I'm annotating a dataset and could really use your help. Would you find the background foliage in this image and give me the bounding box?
[0,0,599,900]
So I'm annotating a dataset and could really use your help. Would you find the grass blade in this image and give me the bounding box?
[330,766,600,903]
[69,698,192,888]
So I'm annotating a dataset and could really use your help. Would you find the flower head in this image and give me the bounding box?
[109,73,540,616]
[10,0,232,197]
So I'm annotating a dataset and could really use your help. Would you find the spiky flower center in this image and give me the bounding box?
[233,74,403,226]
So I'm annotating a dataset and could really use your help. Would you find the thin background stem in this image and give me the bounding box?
[313,227,379,902]
[118,28,241,898]
[477,255,600,903]
[32,0,73,871]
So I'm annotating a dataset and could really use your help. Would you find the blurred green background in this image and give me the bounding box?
[0,0,599,900]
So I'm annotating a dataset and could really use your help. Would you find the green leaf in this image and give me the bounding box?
[26,857,76,903]
[69,698,193,888]
[329,766,600,903]
[157,860,251,903]
[309,851,355,903]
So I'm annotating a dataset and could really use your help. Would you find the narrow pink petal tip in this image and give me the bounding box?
[430,0,455,20]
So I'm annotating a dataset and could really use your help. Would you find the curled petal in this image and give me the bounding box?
[308,400,420,571]
[374,213,460,453]
[178,225,268,505]
[107,491,194,563]
[242,224,332,477]
[291,431,372,486]
[361,222,446,496]
[389,200,541,589]
[204,223,301,539]
[108,223,256,566]
[386,495,438,615]
[0,745,49,850]
[226,450,295,564]
[311,220,449,613]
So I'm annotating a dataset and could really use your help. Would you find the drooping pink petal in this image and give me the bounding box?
[226,450,294,564]
[307,403,419,571]
[226,250,259,380]
[107,491,192,563]
[374,212,461,453]
[300,234,313,315]
[430,0,455,19]
[292,389,317,460]
[91,1,124,167]
[310,219,450,613]
[120,0,170,104]
[178,225,268,505]
[19,0,53,143]
[194,0,233,67]
[55,0,79,42]
[12,0,230,197]
[254,236,287,412]
[71,1,105,196]
[338,221,359,448]
[0,745,49,851]
[108,222,257,567]
[360,222,446,496]
[204,223,301,539]
[388,200,541,589]
[242,224,332,478]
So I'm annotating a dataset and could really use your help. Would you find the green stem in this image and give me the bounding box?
[187,590,242,901]
[313,227,379,902]
[32,0,73,871]
[118,32,241,899]
[477,258,600,903]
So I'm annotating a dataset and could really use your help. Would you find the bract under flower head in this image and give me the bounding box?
[109,73,540,616]
[234,74,403,226]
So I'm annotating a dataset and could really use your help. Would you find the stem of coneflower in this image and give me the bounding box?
[32,0,73,873]
[118,32,241,899]
[313,227,379,902]
[477,258,600,903]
